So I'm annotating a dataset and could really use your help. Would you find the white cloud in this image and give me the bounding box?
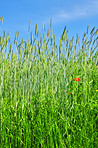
[46,0,98,24]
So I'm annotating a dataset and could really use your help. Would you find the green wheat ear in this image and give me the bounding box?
[87,25,89,34]
[42,24,44,31]
[0,16,4,25]
[50,19,52,28]
[28,20,31,32]
[95,29,98,35]
[35,24,37,36]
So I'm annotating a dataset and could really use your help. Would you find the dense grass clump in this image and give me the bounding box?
[0,17,98,147]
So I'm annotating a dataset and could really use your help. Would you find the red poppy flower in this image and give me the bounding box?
[70,92,72,94]
[74,78,81,81]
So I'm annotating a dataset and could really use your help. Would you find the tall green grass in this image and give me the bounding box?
[0,17,98,147]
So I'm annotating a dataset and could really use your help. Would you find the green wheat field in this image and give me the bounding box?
[0,17,98,148]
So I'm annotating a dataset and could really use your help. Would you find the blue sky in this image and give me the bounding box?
[0,0,98,57]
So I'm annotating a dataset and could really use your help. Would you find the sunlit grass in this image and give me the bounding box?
[0,17,98,147]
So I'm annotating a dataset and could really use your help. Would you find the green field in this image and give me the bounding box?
[0,17,98,147]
